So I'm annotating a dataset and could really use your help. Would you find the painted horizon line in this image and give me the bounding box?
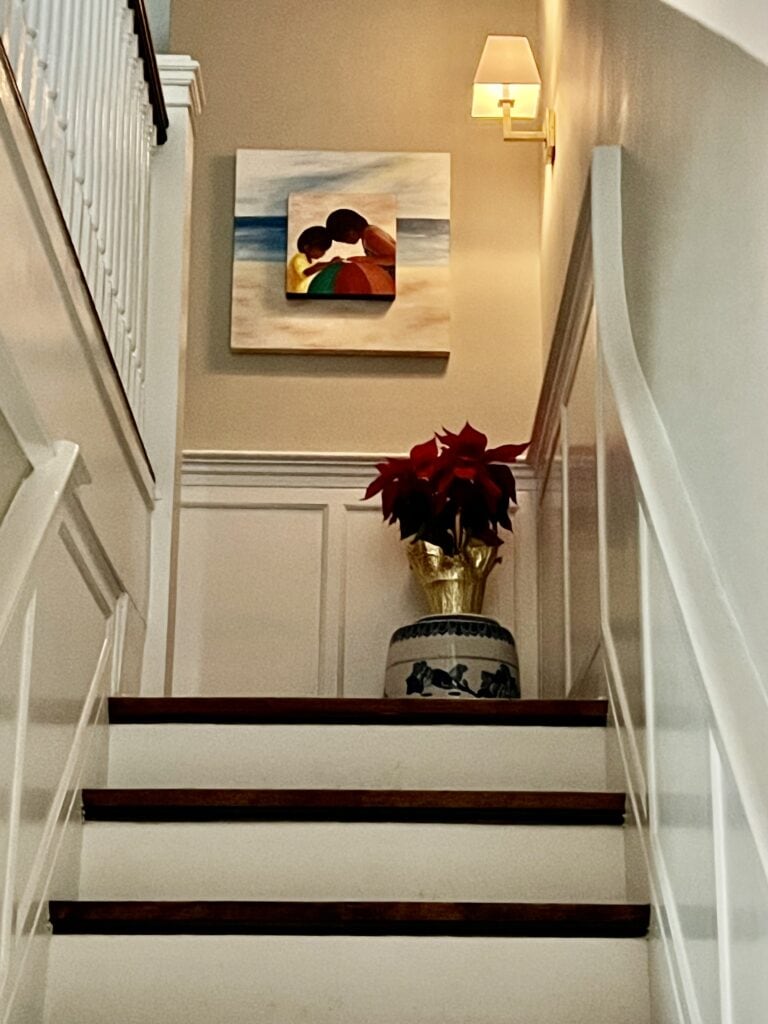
[234,215,450,267]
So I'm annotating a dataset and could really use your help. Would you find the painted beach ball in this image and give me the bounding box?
[308,260,394,297]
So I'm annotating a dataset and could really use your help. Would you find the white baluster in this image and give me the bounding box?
[68,0,92,255]
[38,0,64,186]
[90,0,110,323]
[125,69,143,372]
[133,111,153,415]
[4,0,27,77]
[56,0,79,227]
[0,0,10,51]
[26,0,48,138]
[14,0,36,120]
[97,3,119,345]
[121,58,141,375]
[5,0,161,428]
[106,6,129,378]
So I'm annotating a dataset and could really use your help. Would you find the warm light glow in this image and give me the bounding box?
[471,36,541,120]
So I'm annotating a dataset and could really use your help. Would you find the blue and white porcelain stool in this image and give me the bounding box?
[384,614,520,699]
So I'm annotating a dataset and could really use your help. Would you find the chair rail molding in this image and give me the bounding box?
[182,450,537,491]
[173,451,538,700]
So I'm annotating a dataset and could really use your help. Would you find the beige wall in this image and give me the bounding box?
[171,0,543,454]
[0,410,29,522]
[538,0,768,689]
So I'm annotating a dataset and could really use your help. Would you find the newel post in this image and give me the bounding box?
[141,55,205,694]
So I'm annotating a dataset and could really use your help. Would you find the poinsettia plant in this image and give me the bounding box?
[363,423,529,555]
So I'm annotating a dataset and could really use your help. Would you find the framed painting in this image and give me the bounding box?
[231,149,450,355]
[285,192,397,300]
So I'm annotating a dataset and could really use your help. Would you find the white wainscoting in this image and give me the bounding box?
[172,453,538,698]
[591,147,768,1024]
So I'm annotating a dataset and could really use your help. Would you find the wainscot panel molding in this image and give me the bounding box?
[174,452,538,699]
[183,451,537,492]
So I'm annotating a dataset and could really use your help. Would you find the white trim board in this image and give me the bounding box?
[182,450,537,492]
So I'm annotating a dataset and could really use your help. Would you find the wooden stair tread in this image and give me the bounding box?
[49,900,649,937]
[108,697,608,726]
[81,788,625,824]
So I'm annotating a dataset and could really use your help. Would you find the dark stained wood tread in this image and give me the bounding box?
[108,697,608,727]
[81,788,626,825]
[49,900,649,937]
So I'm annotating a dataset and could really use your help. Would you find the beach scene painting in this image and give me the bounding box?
[231,149,450,355]
[286,192,397,300]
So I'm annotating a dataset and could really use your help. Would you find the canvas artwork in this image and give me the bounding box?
[286,192,397,300]
[231,149,450,355]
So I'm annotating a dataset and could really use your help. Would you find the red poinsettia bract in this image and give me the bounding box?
[364,424,529,554]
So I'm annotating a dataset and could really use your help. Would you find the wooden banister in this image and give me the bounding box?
[127,0,169,145]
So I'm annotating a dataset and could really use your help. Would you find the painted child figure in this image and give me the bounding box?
[325,208,396,281]
[286,225,340,295]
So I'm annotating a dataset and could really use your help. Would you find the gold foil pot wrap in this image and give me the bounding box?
[406,539,501,615]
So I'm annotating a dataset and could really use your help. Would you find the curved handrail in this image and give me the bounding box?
[591,145,768,876]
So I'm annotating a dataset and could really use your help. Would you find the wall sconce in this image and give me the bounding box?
[471,35,556,163]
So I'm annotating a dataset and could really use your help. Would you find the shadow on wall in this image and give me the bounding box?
[205,154,449,380]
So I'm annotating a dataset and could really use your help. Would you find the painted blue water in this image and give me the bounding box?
[234,216,450,266]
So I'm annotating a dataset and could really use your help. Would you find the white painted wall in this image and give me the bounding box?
[0,413,29,522]
[172,454,538,698]
[145,0,171,51]
[661,0,768,65]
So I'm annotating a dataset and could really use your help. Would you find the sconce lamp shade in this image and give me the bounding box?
[471,35,541,120]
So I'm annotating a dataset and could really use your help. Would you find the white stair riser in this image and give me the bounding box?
[45,935,650,1024]
[79,821,628,901]
[107,725,608,789]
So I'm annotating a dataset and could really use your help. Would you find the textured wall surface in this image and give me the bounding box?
[170,0,543,453]
[0,411,29,522]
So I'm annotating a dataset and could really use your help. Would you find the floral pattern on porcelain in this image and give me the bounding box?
[405,661,519,699]
[384,614,520,700]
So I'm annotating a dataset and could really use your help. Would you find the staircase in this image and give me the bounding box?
[43,697,651,1023]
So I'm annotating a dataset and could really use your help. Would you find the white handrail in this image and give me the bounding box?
[591,145,768,878]
[0,440,85,645]
[1,0,157,433]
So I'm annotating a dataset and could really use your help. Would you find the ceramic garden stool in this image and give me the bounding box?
[384,614,520,699]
